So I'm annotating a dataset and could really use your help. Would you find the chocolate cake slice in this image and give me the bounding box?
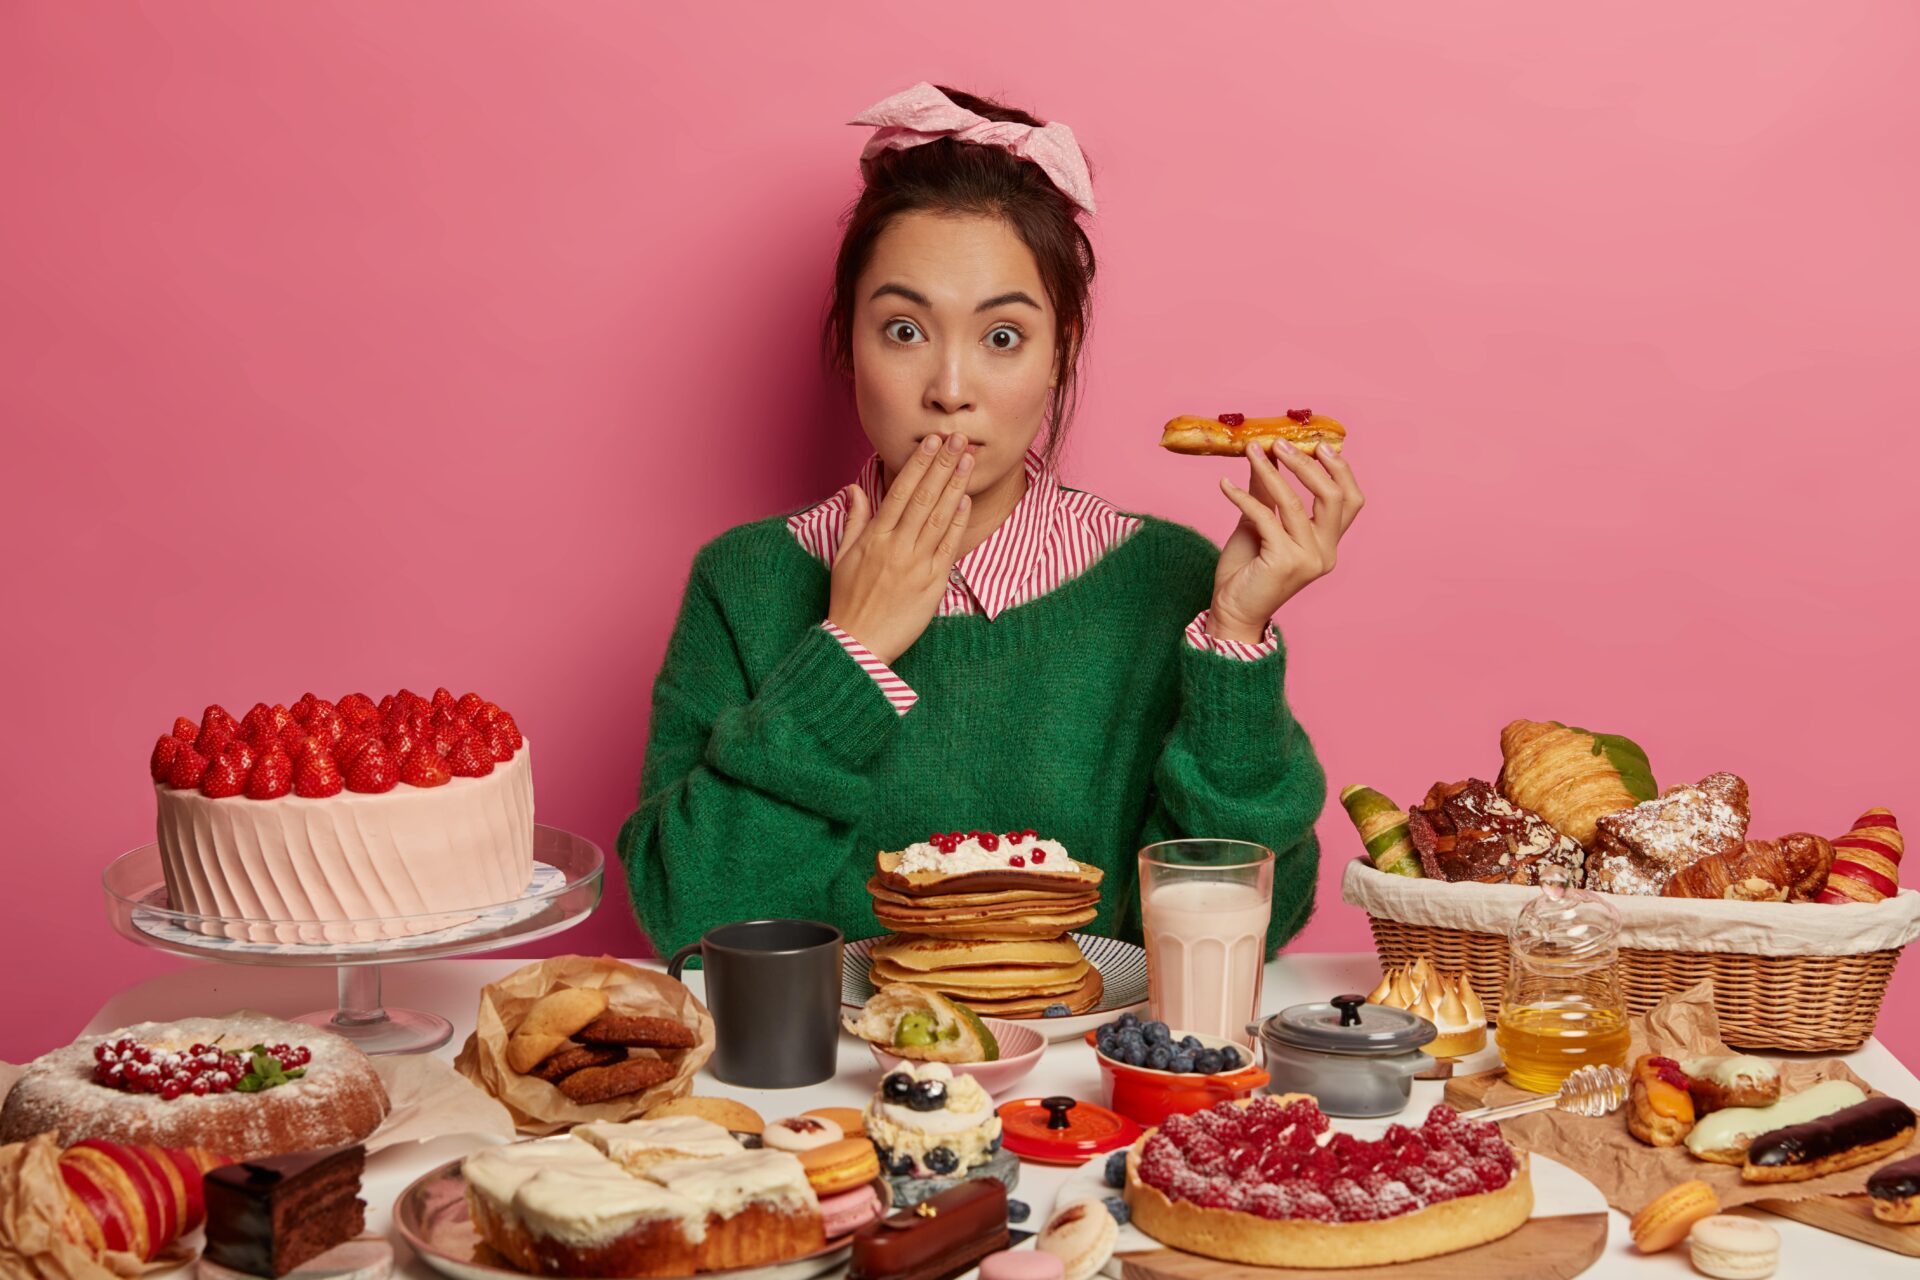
[203,1144,366,1276]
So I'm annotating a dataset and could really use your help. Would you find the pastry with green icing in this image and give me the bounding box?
[1497,720,1656,848]
[1339,784,1423,877]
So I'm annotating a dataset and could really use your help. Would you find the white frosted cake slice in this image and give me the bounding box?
[648,1151,825,1272]
[572,1116,745,1176]
[464,1140,705,1277]
[462,1143,828,1276]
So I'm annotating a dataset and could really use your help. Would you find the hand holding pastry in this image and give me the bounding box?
[1160,409,1347,458]
[1208,431,1364,641]
[828,432,975,664]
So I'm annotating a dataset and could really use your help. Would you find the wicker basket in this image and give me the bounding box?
[1365,916,1900,1052]
[1342,861,1917,1053]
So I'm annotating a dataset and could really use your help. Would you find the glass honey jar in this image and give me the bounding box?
[1494,864,1630,1093]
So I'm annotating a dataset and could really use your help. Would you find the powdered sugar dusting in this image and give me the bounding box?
[1588,773,1750,895]
[0,1013,388,1161]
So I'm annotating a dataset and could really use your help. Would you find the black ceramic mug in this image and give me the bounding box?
[668,918,844,1088]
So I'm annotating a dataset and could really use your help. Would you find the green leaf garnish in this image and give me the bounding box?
[235,1048,302,1093]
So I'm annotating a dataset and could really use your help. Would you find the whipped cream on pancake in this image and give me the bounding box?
[895,833,1079,876]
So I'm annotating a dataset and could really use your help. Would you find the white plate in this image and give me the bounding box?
[198,1238,393,1279]
[392,1146,854,1280]
[843,933,1148,1042]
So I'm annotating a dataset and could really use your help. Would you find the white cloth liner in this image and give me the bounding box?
[1339,859,1920,956]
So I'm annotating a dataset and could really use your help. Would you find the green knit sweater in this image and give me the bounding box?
[619,513,1327,960]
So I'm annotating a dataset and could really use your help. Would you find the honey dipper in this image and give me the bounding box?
[1458,1063,1630,1123]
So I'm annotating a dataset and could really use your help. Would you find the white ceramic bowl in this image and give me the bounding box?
[867,1017,1046,1096]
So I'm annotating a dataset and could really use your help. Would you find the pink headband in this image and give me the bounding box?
[849,81,1097,216]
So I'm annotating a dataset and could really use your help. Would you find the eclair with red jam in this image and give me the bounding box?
[1628,1056,1695,1148]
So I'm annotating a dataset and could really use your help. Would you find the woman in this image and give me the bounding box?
[620,82,1362,961]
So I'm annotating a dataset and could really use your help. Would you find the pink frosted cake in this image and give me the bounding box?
[148,688,534,941]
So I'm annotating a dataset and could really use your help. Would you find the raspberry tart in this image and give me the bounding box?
[1124,1096,1532,1268]
[147,688,533,940]
[0,1015,390,1163]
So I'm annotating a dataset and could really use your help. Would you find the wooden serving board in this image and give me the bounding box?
[1111,1214,1608,1280]
[1445,1069,1920,1258]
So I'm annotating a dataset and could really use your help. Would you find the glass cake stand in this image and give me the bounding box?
[101,824,603,1054]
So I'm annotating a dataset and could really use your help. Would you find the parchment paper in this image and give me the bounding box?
[1482,981,1917,1213]
[452,954,714,1135]
[0,1015,514,1277]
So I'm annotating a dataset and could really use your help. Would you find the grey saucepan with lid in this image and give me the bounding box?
[1248,994,1436,1118]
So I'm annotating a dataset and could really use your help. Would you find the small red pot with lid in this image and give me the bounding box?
[996,1095,1142,1165]
[1083,1028,1272,1127]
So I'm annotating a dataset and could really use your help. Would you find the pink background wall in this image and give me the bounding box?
[3,2,1916,1068]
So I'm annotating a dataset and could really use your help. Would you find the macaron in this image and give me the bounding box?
[799,1136,881,1197]
[818,1183,884,1238]
[1630,1180,1720,1252]
[1688,1214,1780,1279]
[1037,1198,1118,1280]
[764,1115,845,1152]
[980,1250,1065,1280]
[805,1106,867,1135]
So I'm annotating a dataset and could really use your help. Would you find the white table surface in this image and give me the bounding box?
[84,954,1920,1279]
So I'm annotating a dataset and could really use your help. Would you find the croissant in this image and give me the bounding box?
[1774,832,1837,901]
[1816,809,1902,905]
[1340,784,1422,877]
[60,1137,231,1262]
[1497,720,1658,848]
[1664,854,1783,901]
[0,1132,231,1277]
[1661,835,1828,902]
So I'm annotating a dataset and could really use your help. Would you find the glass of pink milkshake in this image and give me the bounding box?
[1139,839,1274,1045]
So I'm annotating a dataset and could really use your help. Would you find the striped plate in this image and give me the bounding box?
[842,932,1149,1043]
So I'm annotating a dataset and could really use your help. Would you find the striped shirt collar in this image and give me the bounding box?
[793,448,1070,621]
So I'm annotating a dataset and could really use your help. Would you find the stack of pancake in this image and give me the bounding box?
[865,839,1106,1017]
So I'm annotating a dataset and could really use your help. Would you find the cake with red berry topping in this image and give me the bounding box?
[0,1014,389,1163]
[1124,1096,1532,1268]
[147,688,533,940]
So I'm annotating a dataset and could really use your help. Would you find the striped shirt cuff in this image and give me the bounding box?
[1185,609,1280,662]
[820,622,918,715]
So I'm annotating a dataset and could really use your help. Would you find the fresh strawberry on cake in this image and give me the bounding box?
[1124,1097,1533,1268]
[148,688,533,938]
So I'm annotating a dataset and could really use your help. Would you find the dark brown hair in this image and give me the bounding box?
[822,85,1097,462]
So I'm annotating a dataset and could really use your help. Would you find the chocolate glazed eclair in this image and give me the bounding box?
[1869,1154,1920,1224]
[1741,1096,1917,1183]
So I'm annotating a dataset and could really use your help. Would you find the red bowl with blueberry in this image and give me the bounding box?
[1086,1015,1268,1127]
